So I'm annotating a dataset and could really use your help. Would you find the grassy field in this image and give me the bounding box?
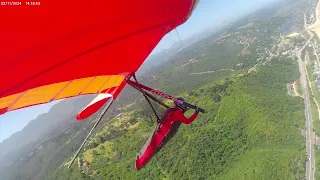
[311,99,319,126]
[316,146,320,180]
[83,142,113,163]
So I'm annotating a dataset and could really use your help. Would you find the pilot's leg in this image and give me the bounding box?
[157,122,182,151]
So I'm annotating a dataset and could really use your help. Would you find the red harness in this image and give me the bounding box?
[135,108,198,169]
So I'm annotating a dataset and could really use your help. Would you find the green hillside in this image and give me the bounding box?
[48,57,305,180]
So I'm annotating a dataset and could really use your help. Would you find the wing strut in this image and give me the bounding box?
[67,97,113,168]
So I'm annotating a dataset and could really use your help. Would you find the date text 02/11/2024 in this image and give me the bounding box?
[0,2,40,6]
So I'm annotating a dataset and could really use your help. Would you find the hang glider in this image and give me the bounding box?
[0,0,199,117]
[0,0,204,169]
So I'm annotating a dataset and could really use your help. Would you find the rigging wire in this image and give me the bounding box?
[132,74,160,123]
[174,28,188,61]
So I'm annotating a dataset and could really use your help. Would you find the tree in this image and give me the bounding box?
[98,136,106,144]
[92,150,98,156]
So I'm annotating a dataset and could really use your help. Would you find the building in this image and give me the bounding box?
[311,13,315,19]
[82,162,90,170]
[316,77,320,88]
[287,83,293,95]
[247,68,256,75]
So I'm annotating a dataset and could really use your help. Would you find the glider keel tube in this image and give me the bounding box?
[126,79,206,113]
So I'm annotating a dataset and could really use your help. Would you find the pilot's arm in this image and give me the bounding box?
[175,110,199,124]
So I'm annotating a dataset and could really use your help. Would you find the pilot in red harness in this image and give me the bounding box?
[135,97,199,170]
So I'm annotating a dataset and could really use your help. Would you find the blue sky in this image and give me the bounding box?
[153,0,282,53]
[0,0,283,143]
[0,101,59,142]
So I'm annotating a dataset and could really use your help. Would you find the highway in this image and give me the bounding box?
[298,57,315,180]
[296,11,315,179]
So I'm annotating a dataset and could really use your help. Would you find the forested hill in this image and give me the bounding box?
[49,58,305,180]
